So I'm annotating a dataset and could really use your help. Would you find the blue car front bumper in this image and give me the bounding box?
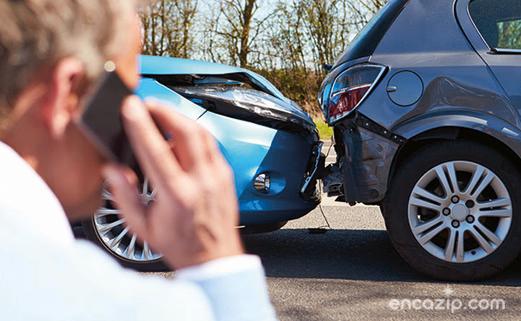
[198,111,320,225]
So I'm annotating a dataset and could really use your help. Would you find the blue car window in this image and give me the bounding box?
[470,0,521,50]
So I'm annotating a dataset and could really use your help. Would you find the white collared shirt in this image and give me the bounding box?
[0,142,277,321]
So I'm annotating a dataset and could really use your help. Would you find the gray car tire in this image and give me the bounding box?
[383,140,521,281]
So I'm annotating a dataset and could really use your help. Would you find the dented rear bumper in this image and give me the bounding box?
[324,113,405,204]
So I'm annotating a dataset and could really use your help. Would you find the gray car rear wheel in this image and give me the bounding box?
[383,140,521,280]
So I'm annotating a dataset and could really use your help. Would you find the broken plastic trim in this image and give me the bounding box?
[300,141,325,198]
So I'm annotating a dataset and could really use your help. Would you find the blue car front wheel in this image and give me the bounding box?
[82,180,169,272]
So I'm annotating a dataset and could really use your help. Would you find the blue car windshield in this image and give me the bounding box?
[334,0,409,66]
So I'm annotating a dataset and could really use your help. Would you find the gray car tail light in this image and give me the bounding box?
[328,64,386,124]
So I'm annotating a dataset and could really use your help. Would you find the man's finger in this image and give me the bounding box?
[146,100,207,172]
[200,127,222,163]
[103,165,149,240]
[121,96,181,190]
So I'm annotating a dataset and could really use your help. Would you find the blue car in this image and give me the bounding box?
[81,55,322,271]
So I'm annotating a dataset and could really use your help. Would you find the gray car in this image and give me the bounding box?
[319,0,521,280]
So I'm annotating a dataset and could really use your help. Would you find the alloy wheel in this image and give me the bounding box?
[408,161,512,264]
[93,179,162,262]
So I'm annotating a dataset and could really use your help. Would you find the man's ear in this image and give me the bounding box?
[39,58,85,139]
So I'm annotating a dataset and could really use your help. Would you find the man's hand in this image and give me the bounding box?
[103,97,244,269]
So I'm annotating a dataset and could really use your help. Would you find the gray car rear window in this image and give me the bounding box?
[470,0,521,50]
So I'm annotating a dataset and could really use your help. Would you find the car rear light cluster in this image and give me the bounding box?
[328,64,386,124]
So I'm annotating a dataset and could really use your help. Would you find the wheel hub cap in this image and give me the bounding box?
[450,203,469,221]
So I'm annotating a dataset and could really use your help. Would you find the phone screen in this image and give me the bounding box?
[78,71,137,168]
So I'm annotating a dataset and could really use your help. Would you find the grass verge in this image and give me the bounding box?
[314,118,333,141]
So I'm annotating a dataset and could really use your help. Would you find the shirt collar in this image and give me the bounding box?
[0,141,74,245]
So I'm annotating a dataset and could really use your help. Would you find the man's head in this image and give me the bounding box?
[0,0,143,221]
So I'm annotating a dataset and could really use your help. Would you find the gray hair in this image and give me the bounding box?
[0,0,137,119]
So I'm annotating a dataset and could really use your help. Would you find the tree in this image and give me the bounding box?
[347,0,387,30]
[140,0,198,58]
[266,0,307,70]
[302,0,352,74]
[209,0,275,68]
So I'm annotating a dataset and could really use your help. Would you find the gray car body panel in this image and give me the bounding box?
[322,0,521,204]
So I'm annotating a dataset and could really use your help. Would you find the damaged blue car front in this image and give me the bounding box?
[81,55,322,271]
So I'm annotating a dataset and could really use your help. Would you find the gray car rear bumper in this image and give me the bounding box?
[324,113,405,204]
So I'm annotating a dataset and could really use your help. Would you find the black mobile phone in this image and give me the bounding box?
[78,71,137,168]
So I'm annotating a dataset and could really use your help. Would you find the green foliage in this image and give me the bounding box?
[254,67,323,117]
[314,118,334,140]
[498,20,521,49]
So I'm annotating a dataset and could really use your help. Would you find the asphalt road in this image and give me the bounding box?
[153,201,521,320]
[154,144,521,320]
[241,203,521,321]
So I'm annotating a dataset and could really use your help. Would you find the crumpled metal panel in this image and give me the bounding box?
[139,55,314,124]
[341,126,399,203]
[139,55,287,101]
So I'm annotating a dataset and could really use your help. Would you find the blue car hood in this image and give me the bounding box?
[139,55,313,124]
